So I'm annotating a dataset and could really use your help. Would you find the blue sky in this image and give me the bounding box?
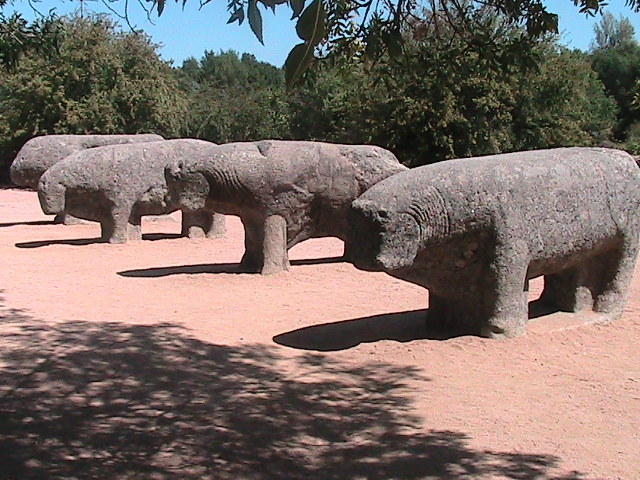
[7,0,640,67]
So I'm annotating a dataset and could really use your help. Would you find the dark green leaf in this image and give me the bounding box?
[295,0,326,45]
[383,29,403,59]
[157,0,165,16]
[289,0,306,19]
[227,7,245,25]
[284,42,314,87]
[248,0,264,44]
[364,31,380,61]
[260,0,288,12]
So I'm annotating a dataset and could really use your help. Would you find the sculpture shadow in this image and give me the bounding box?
[0,304,586,479]
[15,237,106,248]
[0,220,56,228]
[15,233,184,249]
[142,233,183,241]
[118,257,346,278]
[528,297,562,319]
[275,309,435,351]
[275,297,568,352]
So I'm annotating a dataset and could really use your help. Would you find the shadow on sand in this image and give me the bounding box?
[274,295,563,352]
[0,220,57,228]
[15,233,183,248]
[118,257,346,277]
[275,309,436,351]
[0,301,585,479]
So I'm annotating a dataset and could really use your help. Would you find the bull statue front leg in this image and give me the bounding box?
[261,214,290,275]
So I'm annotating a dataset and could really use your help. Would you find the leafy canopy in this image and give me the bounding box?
[4,0,639,84]
[0,7,62,69]
[0,14,188,181]
[146,0,640,85]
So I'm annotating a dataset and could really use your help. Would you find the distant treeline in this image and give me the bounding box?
[1,10,639,183]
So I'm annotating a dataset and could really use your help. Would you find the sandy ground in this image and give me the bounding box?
[0,187,638,479]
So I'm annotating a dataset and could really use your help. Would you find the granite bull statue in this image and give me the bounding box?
[11,133,165,225]
[10,133,165,189]
[38,139,225,243]
[346,147,640,339]
[165,140,407,275]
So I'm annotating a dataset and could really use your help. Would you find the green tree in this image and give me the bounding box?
[590,13,640,140]
[178,49,291,143]
[173,0,640,85]
[288,3,616,166]
[5,0,640,83]
[186,50,283,89]
[287,65,380,145]
[510,47,616,151]
[0,1,62,69]
[0,14,188,181]
[592,11,636,49]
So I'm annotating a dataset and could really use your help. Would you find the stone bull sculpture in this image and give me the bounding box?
[346,147,640,338]
[11,133,165,225]
[38,139,225,243]
[165,140,407,274]
[10,133,165,188]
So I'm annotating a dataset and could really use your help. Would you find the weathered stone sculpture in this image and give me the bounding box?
[10,134,165,188]
[166,140,407,274]
[38,139,226,243]
[346,147,640,338]
[11,133,165,225]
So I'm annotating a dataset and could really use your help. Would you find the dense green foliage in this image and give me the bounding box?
[0,8,636,183]
[178,51,292,144]
[155,0,640,86]
[4,1,640,85]
[0,15,188,181]
[0,4,62,68]
[287,8,617,166]
[589,13,640,143]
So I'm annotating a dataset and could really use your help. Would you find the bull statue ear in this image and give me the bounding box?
[376,214,420,270]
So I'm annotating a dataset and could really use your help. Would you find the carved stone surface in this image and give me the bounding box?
[10,134,165,189]
[346,147,640,338]
[166,140,407,274]
[37,139,226,243]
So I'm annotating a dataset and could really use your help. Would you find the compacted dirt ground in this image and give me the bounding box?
[0,187,638,479]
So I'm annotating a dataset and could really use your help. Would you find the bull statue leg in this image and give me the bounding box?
[261,214,290,275]
[239,214,290,275]
[102,202,134,244]
[594,234,640,315]
[127,211,143,242]
[481,239,530,339]
[539,232,639,318]
[182,211,227,239]
[240,215,265,272]
[539,263,598,313]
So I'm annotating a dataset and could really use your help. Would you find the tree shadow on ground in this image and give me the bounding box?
[0,305,586,479]
[118,257,346,277]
